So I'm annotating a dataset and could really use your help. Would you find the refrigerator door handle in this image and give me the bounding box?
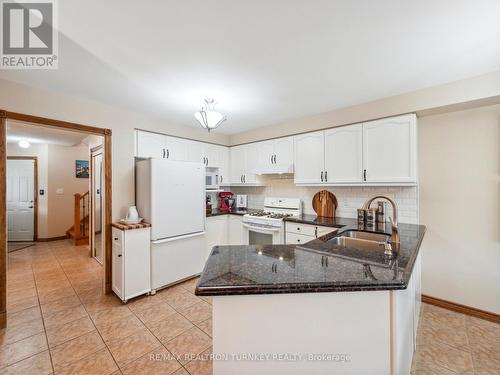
[152,231,206,244]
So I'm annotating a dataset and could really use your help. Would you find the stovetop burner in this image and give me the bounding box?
[268,213,293,219]
[249,211,271,217]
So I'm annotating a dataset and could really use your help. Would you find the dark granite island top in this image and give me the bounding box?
[195,218,426,296]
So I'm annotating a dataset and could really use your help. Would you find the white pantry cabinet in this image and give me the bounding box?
[363,114,417,183]
[112,226,151,302]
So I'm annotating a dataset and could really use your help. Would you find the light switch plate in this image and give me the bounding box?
[56,188,64,195]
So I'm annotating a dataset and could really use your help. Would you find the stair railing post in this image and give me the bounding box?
[74,193,81,243]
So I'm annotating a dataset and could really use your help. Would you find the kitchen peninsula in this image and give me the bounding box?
[196,218,426,375]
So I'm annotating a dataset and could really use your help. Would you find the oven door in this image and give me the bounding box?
[243,223,283,245]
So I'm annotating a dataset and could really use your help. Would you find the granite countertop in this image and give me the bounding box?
[195,217,426,296]
[206,208,261,217]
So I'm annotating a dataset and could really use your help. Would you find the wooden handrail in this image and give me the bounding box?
[72,191,90,245]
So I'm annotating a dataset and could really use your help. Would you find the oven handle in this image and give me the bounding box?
[242,223,281,234]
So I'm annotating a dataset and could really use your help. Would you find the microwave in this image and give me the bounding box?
[206,172,219,190]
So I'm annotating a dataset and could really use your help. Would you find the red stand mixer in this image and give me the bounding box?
[219,192,235,212]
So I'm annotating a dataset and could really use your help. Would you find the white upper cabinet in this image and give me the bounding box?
[136,131,165,158]
[363,114,417,183]
[273,136,294,167]
[294,131,325,184]
[187,141,206,164]
[324,124,363,183]
[230,145,246,184]
[229,143,261,184]
[257,140,275,168]
[164,136,188,161]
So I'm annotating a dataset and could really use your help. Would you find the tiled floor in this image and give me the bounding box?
[1,240,499,374]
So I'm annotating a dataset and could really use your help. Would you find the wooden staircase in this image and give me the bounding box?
[67,191,90,246]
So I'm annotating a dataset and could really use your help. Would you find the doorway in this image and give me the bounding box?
[0,110,113,329]
[6,157,37,245]
[90,145,104,263]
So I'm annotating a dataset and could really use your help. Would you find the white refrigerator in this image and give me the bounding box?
[136,158,206,291]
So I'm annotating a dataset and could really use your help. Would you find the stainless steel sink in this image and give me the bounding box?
[339,231,390,242]
[329,236,389,251]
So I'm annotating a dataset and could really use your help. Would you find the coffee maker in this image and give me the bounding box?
[219,192,234,212]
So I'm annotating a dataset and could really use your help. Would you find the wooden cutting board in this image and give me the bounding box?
[312,190,337,218]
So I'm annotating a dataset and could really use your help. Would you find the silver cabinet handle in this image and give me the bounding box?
[270,155,273,164]
[162,149,166,158]
[206,157,209,166]
[321,256,324,266]
[273,155,277,164]
[363,169,367,181]
[220,175,223,183]
[325,171,328,182]
[166,149,170,158]
[320,171,324,182]
[243,175,246,183]
[314,227,318,238]
[114,237,118,241]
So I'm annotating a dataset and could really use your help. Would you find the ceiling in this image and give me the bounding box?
[6,120,88,146]
[1,0,499,134]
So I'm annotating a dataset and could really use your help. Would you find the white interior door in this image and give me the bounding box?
[7,159,35,242]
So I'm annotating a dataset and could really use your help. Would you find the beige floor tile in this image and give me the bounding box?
[196,318,212,338]
[466,316,500,346]
[178,277,199,293]
[199,296,212,305]
[43,305,88,329]
[184,346,213,375]
[0,318,44,347]
[89,305,133,326]
[7,295,39,314]
[0,332,48,367]
[470,341,500,375]
[1,350,53,375]
[7,287,38,303]
[415,339,474,374]
[41,295,81,317]
[38,287,76,305]
[179,302,211,325]
[7,306,42,328]
[172,367,190,375]
[96,315,146,343]
[107,329,161,368]
[135,302,176,326]
[121,347,182,375]
[127,295,164,312]
[84,295,123,314]
[50,331,105,371]
[46,316,96,348]
[149,313,194,343]
[164,327,212,365]
[76,287,105,304]
[55,348,118,375]
[163,291,201,311]
[419,319,470,350]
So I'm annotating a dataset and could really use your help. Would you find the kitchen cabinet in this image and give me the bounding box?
[257,136,294,170]
[293,131,325,184]
[112,226,151,302]
[136,131,188,161]
[206,215,228,259]
[285,222,337,244]
[363,114,417,183]
[324,124,363,183]
[228,215,244,245]
[229,144,260,185]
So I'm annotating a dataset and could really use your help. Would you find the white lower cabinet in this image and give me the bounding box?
[285,222,337,244]
[206,215,229,259]
[228,215,244,244]
[112,226,151,302]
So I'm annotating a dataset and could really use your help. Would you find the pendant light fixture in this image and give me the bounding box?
[194,98,226,132]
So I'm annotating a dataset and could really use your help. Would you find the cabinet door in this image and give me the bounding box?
[230,146,245,184]
[363,114,417,183]
[228,215,244,245]
[186,140,206,164]
[324,124,363,183]
[163,136,188,161]
[243,143,259,184]
[257,140,274,168]
[206,216,228,259]
[273,136,294,167]
[205,144,221,168]
[112,244,123,299]
[218,146,230,185]
[293,131,325,184]
[136,131,165,158]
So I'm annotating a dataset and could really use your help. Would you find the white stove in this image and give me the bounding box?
[242,198,301,245]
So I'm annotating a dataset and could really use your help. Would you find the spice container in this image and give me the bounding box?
[377,201,387,223]
[366,208,377,224]
[357,209,367,224]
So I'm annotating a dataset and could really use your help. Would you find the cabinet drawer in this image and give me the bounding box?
[286,223,337,238]
[286,232,314,245]
[112,227,123,247]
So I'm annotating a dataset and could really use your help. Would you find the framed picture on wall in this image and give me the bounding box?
[76,160,89,178]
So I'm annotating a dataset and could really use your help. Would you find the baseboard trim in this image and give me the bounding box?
[37,235,69,242]
[422,294,500,324]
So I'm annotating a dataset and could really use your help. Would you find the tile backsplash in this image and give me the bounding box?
[228,176,419,224]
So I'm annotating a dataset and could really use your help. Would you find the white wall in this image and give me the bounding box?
[230,177,419,224]
[419,104,500,314]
